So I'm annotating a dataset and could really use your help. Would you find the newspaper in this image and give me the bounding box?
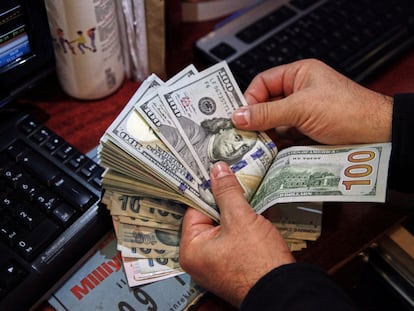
[48,231,204,310]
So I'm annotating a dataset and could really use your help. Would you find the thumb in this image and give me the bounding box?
[232,98,297,132]
[210,162,256,225]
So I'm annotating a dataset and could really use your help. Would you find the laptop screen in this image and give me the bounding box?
[0,0,55,108]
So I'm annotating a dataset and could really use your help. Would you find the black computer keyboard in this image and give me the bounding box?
[0,112,111,310]
[195,0,414,90]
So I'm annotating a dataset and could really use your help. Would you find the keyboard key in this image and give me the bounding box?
[42,134,65,153]
[2,165,25,188]
[17,118,39,136]
[20,150,61,185]
[15,176,42,200]
[0,219,23,247]
[15,218,60,260]
[52,175,96,210]
[30,127,52,145]
[210,43,236,60]
[52,202,77,226]
[80,160,104,181]
[54,144,75,161]
[15,203,44,230]
[0,190,20,210]
[92,176,102,188]
[35,190,59,213]
[6,140,28,161]
[66,151,87,171]
[0,260,28,292]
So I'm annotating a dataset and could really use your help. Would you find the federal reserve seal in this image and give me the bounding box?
[198,97,216,115]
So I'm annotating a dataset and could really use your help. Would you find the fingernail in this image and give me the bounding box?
[232,107,250,126]
[212,162,232,179]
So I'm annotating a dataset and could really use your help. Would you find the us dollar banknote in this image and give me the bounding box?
[251,143,391,214]
[158,61,278,202]
[101,74,220,221]
[136,65,205,183]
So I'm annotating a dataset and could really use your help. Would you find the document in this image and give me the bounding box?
[48,231,204,310]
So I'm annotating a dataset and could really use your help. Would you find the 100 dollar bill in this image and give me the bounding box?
[252,143,391,214]
[158,61,278,202]
[136,65,205,182]
[102,74,220,221]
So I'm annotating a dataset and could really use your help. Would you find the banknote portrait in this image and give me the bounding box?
[160,116,258,171]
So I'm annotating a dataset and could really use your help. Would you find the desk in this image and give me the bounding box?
[24,17,414,311]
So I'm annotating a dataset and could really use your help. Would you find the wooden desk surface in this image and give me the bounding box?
[25,17,414,311]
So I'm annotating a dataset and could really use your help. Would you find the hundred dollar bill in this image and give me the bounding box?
[101,74,220,221]
[158,61,278,201]
[100,169,197,208]
[251,143,391,214]
[136,65,205,182]
[99,139,182,193]
[99,139,169,191]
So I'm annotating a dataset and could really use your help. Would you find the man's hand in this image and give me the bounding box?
[179,162,294,308]
[232,59,393,145]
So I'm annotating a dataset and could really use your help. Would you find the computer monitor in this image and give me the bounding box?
[0,0,55,108]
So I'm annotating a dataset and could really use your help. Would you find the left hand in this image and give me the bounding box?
[179,162,295,308]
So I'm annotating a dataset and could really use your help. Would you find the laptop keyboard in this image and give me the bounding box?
[195,0,414,90]
[0,112,111,310]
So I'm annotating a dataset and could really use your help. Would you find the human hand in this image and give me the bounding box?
[179,162,295,308]
[232,59,393,145]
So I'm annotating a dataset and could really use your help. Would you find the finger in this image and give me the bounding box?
[244,63,296,105]
[184,206,214,224]
[232,97,299,131]
[210,162,256,225]
[181,207,214,235]
[180,207,214,246]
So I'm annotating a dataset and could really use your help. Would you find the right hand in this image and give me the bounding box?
[232,59,393,146]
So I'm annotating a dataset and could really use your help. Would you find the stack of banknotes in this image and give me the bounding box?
[98,61,392,287]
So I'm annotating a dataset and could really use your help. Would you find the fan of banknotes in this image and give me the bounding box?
[98,61,391,287]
